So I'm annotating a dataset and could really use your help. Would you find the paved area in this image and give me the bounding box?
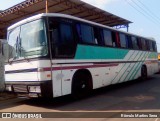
[1,74,160,121]
[0,92,16,101]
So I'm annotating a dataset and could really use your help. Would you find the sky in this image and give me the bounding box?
[0,0,160,51]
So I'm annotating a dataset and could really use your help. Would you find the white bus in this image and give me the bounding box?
[5,13,158,98]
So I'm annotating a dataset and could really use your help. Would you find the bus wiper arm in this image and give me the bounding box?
[20,46,30,62]
[8,37,19,65]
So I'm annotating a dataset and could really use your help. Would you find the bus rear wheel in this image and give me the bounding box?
[141,66,147,81]
[72,72,92,99]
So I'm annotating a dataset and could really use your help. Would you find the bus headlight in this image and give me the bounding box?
[5,85,12,91]
[28,86,41,93]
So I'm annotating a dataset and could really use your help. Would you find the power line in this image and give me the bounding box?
[124,0,159,26]
[136,0,160,21]
[129,0,160,25]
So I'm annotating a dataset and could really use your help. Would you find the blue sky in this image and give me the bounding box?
[1,0,160,51]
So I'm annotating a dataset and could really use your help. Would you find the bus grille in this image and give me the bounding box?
[13,85,28,93]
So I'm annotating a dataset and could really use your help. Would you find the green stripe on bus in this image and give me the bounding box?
[131,62,143,80]
[148,52,157,59]
[130,52,150,80]
[122,51,141,81]
[112,50,135,83]
[75,44,129,59]
[117,51,137,83]
[125,51,144,81]
[128,52,148,81]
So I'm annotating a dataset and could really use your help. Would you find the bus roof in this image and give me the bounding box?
[8,13,155,41]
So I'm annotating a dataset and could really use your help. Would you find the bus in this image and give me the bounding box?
[5,13,158,98]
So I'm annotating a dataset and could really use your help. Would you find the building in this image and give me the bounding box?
[0,0,132,39]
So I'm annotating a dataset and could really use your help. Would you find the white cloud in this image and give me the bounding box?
[81,0,120,9]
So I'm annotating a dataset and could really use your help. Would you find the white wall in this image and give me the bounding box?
[0,39,7,92]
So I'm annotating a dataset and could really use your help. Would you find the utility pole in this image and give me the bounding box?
[46,0,49,13]
[127,24,129,32]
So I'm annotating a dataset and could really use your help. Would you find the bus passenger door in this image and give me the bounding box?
[49,18,62,97]
[51,63,62,97]
[49,18,76,97]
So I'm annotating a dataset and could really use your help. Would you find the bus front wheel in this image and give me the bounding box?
[72,72,92,99]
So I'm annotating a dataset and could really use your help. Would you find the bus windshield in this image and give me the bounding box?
[7,19,47,61]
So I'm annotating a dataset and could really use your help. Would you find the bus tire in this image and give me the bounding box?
[72,70,92,99]
[141,65,147,81]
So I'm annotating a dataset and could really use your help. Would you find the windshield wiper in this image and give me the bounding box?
[20,46,30,62]
[8,37,19,65]
[8,37,30,64]
[8,56,16,65]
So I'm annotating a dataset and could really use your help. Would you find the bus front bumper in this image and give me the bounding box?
[5,80,53,98]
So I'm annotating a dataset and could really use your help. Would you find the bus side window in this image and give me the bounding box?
[77,23,95,44]
[132,36,139,50]
[49,19,59,44]
[155,42,157,52]
[126,35,133,49]
[116,32,120,47]
[138,38,142,50]
[58,23,75,56]
[141,38,147,50]
[112,32,118,47]
[93,27,103,45]
[103,29,113,46]
[49,19,76,57]
[119,33,127,48]
[152,41,157,52]
[149,41,153,51]
[76,24,82,42]
[146,40,150,50]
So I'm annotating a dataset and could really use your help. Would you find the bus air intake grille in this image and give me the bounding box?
[13,85,28,93]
